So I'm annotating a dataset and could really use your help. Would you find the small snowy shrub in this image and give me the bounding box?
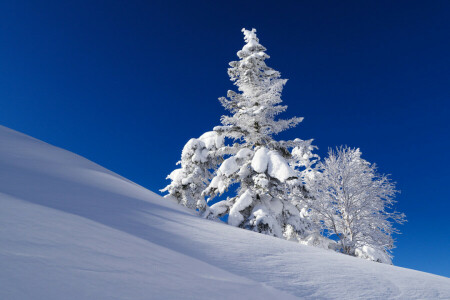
[161,131,223,212]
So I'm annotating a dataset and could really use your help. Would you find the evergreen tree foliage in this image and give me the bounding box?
[202,28,317,239]
[161,131,223,212]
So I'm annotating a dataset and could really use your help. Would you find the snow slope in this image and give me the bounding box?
[0,125,449,300]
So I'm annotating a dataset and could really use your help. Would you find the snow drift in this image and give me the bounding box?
[0,125,449,299]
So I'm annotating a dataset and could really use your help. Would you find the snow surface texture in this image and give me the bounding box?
[0,125,449,300]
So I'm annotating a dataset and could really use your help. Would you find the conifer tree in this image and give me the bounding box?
[203,29,317,239]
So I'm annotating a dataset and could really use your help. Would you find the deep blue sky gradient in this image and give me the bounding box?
[1,1,449,276]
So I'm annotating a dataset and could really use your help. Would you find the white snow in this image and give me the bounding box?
[355,245,393,265]
[267,150,297,182]
[251,147,297,182]
[228,190,253,226]
[182,138,208,163]
[1,125,449,300]
[250,204,281,236]
[198,131,224,150]
[235,148,253,159]
[167,168,183,183]
[251,147,269,173]
[218,156,239,176]
[208,200,230,217]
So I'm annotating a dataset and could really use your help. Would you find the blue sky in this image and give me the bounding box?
[1,1,449,276]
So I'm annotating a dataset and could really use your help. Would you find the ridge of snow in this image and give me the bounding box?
[0,125,449,300]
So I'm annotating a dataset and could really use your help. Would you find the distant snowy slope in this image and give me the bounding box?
[0,125,449,300]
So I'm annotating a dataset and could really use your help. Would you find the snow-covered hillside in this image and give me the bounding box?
[0,125,449,300]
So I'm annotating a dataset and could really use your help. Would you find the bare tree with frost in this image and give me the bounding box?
[305,146,406,263]
[202,28,318,240]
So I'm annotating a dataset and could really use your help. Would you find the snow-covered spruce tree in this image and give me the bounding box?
[305,146,406,263]
[203,28,317,240]
[161,131,223,212]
